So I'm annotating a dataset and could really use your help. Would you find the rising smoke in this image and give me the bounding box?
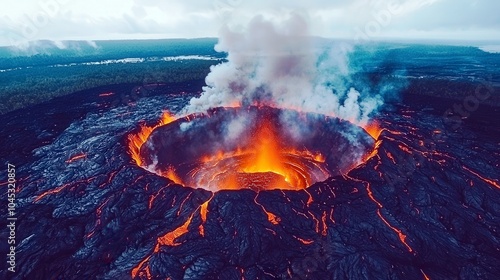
[180,13,383,127]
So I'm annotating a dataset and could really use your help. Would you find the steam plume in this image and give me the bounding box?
[181,13,383,126]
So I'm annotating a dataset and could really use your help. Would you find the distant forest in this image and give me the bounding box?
[0,39,224,113]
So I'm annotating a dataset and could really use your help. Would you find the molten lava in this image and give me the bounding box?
[128,111,176,166]
[364,120,383,140]
[129,106,375,192]
[193,118,329,191]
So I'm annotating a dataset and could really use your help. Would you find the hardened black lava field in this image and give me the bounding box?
[1,79,499,279]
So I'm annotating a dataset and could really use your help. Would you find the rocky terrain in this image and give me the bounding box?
[0,81,499,279]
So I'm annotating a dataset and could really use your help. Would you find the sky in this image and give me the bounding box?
[0,0,499,46]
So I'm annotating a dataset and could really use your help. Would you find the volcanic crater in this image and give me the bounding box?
[4,83,500,280]
[136,106,375,191]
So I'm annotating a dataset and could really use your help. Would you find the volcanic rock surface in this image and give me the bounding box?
[0,83,499,280]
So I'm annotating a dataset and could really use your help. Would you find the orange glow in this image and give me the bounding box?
[128,111,176,167]
[131,256,151,278]
[198,225,205,237]
[34,176,98,202]
[198,195,213,237]
[34,184,69,202]
[329,208,335,224]
[266,212,280,225]
[161,167,184,186]
[156,215,193,249]
[227,100,242,108]
[364,120,383,140]
[127,106,379,192]
[398,144,412,154]
[304,189,314,207]
[308,211,320,234]
[129,125,153,166]
[358,177,413,253]
[421,269,431,280]
[254,194,281,225]
[386,152,396,164]
[366,183,383,208]
[132,196,214,277]
[377,209,413,252]
[194,119,329,191]
[463,166,500,189]
[99,92,115,97]
[321,211,328,236]
[86,198,110,239]
[200,202,209,222]
[243,121,304,187]
[176,193,192,216]
[148,185,168,209]
[128,107,335,191]
[363,140,382,162]
[294,236,314,245]
[128,109,329,190]
[65,153,86,163]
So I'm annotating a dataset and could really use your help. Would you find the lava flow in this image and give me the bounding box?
[129,106,375,192]
[9,86,500,279]
[128,111,176,167]
[190,118,328,191]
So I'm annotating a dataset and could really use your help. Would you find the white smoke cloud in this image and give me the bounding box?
[180,122,193,132]
[145,154,159,173]
[180,13,382,126]
[224,113,254,143]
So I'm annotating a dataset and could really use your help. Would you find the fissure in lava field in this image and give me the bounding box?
[1,84,499,279]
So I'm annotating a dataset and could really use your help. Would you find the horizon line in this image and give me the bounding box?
[2,36,500,48]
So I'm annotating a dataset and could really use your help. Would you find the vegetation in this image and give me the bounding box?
[0,39,224,113]
[0,60,220,113]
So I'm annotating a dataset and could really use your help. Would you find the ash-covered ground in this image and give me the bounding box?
[1,80,499,280]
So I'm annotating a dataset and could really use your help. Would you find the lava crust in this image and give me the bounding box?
[139,106,374,191]
[3,84,500,280]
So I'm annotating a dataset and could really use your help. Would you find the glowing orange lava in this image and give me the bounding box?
[364,120,383,140]
[65,153,87,163]
[128,111,176,166]
[128,108,340,191]
[127,107,378,277]
[193,119,329,191]
[463,166,500,189]
[155,215,193,248]
[34,184,68,202]
[132,196,214,278]
[198,197,212,236]
[347,174,413,253]
[421,269,431,280]
[254,193,281,225]
[128,106,375,191]
[160,167,185,186]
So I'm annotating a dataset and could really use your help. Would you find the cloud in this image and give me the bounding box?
[0,0,499,46]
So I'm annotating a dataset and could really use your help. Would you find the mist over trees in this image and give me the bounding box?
[0,39,223,113]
